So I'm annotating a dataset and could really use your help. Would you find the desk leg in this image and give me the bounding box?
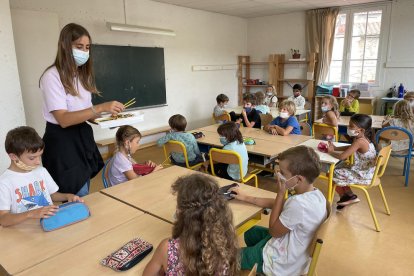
[328,164,335,203]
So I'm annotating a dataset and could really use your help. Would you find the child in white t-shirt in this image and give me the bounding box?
[109,125,163,186]
[264,85,278,108]
[231,146,327,275]
[0,126,83,227]
[288,83,306,109]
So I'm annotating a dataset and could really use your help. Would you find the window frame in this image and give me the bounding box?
[326,3,391,88]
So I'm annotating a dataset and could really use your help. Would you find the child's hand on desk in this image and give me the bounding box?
[67,194,84,203]
[146,160,157,167]
[29,205,59,219]
[153,164,163,172]
[228,187,246,201]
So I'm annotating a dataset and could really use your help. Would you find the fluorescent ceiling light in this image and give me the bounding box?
[106,22,176,36]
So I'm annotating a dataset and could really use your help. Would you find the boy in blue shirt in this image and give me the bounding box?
[264,100,301,135]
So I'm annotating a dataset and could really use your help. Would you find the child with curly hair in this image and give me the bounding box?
[143,174,239,275]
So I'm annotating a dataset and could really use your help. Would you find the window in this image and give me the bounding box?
[325,6,386,85]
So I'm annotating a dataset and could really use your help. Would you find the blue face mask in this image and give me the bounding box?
[72,48,89,66]
[219,137,228,145]
[244,107,252,113]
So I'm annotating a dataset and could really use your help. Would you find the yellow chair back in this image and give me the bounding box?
[209,148,258,187]
[212,113,231,123]
[163,140,203,170]
[312,123,338,141]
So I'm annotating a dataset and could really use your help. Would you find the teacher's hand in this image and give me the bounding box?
[99,101,125,115]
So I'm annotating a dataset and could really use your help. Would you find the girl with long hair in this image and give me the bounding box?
[143,174,239,275]
[40,23,124,196]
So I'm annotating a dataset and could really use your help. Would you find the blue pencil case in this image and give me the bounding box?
[40,202,90,232]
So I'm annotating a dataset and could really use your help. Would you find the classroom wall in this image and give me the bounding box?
[0,0,26,171]
[246,0,414,104]
[10,0,247,141]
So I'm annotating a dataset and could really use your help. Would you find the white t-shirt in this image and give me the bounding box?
[265,95,278,106]
[0,167,59,214]
[262,189,327,276]
[288,95,306,109]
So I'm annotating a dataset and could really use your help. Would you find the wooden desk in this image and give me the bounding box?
[101,166,277,233]
[16,215,171,276]
[299,139,349,203]
[198,125,311,146]
[314,115,384,129]
[194,129,292,165]
[225,106,311,118]
[0,193,142,275]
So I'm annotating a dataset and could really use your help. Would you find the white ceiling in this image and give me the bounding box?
[151,0,389,18]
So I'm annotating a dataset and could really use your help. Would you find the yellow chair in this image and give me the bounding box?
[163,140,204,170]
[332,144,392,232]
[307,202,332,276]
[259,113,273,128]
[299,101,312,123]
[312,122,339,142]
[212,112,231,124]
[209,148,258,187]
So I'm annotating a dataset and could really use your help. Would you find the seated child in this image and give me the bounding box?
[340,89,360,115]
[254,91,270,114]
[209,122,248,181]
[404,91,414,113]
[0,126,83,227]
[236,93,261,128]
[382,100,414,153]
[320,95,340,141]
[143,174,239,275]
[108,125,163,186]
[157,114,204,166]
[231,146,327,275]
[264,85,278,108]
[327,114,376,209]
[264,100,301,135]
[287,83,306,109]
[213,93,237,123]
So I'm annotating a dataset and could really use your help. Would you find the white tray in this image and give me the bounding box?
[95,111,144,128]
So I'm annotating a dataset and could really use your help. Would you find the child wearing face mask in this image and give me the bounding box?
[0,126,83,227]
[108,125,162,186]
[327,114,376,209]
[208,122,248,181]
[236,93,261,128]
[264,100,301,135]
[264,85,278,108]
[158,114,205,167]
[320,95,340,141]
[287,84,306,109]
[230,146,327,275]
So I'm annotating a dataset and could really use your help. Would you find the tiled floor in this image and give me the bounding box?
[91,146,414,275]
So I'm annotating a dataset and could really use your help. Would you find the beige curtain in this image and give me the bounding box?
[306,8,339,85]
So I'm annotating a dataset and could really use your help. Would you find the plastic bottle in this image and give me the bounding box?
[398,83,404,98]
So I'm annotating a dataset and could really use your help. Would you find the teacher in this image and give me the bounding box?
[40,23,124,196]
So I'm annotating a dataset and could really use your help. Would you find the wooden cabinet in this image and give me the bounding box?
[313,96,377,121]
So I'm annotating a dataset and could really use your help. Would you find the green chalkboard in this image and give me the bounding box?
[90,44,166,109]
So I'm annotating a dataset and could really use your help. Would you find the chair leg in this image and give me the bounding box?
[404,158,411,187]
[377,184,391,215]
[254,175,258,188]
[359,188,381,232]
[403,157,407,176]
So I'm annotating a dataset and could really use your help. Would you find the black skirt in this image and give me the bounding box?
[42,122,104,194]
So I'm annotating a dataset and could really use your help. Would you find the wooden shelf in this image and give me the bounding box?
[278,79,309,82]
[241,62,269,65]
[281,61,309,64]
[243,84,267,87]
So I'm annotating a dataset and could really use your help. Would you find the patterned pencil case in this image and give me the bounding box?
[133,164,155,176]
[101,238,153,271]
[40,202,90,232]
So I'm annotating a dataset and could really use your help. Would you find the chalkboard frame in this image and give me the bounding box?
[90,44,167,111]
